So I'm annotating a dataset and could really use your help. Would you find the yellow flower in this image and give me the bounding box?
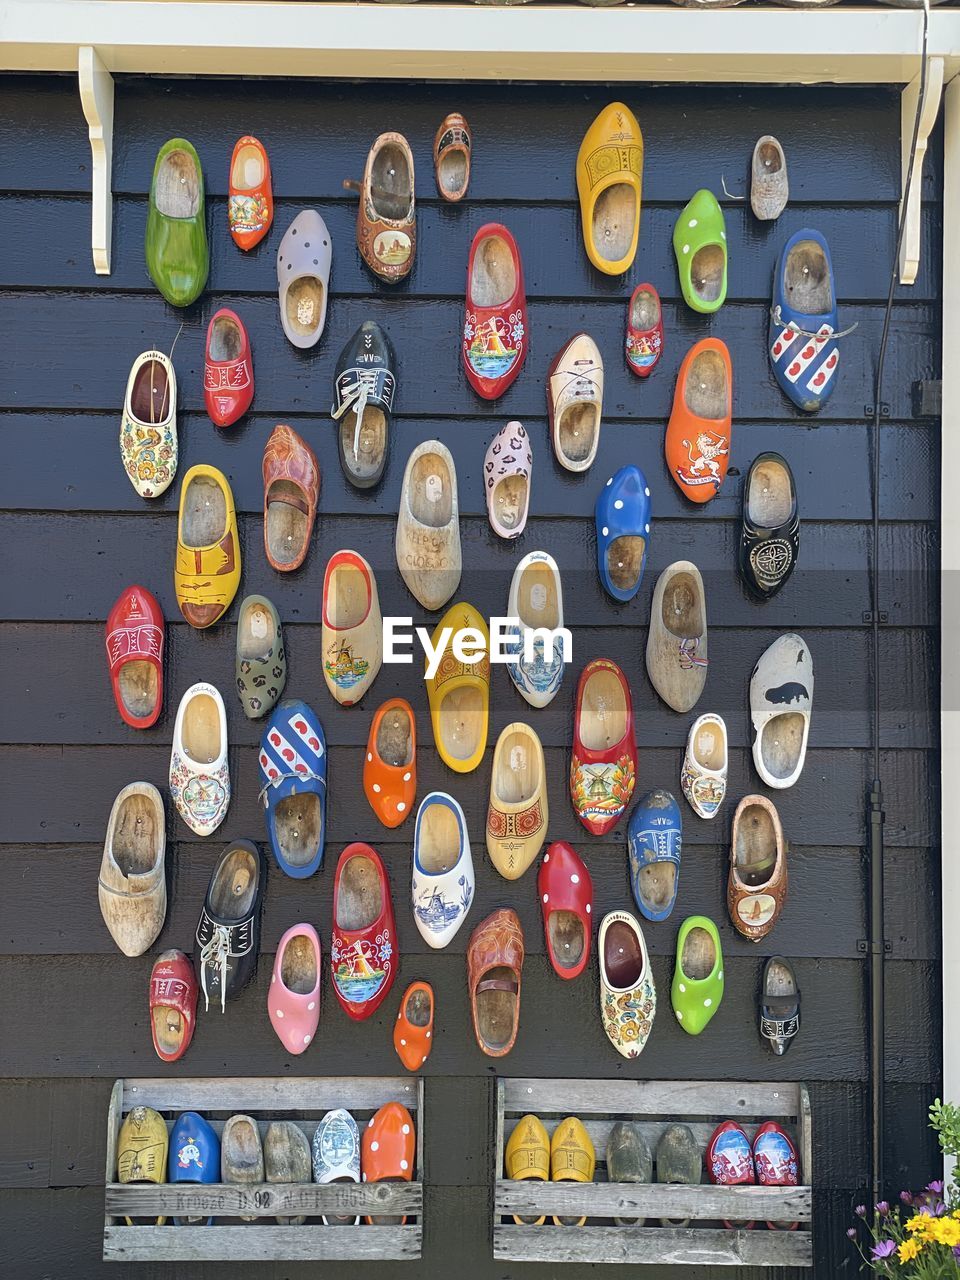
[898,1237,922,1262]
[930,1215,960,1247]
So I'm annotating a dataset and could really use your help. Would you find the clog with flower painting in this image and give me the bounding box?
[569,659,636,836]
[228,135,273,251]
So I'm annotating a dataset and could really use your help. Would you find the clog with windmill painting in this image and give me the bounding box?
[673,189,726,314]
[228,135,273,250]
[425,602,489,774]
[258,698,327,878]
[487,722,548,881]
[331,843,396,1020]
[169,682,230,836]
[321,550,383,706]
[576,102,643,276]
[145,138,209,308]
[626,283,663,377]
[346,132,416,284]
[548,333,604,473]
[681,713,727,819]
[728,794,788,942]
[396,439,462,611]
[666,339,732,504]
[364,698,416,828]
[646,561,708,713]
[106,585,164,729]
[570,658,637,836]
[463,223,527,400]
[203,308,253,427]
[174,465,241,629]
[412,791,475,949]
[505,551,565,709]
[120,350,177,499]
[770,228,841,413]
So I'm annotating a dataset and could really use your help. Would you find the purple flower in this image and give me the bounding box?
[875,1201,890,1216]
[870,1240,896,1261]
[953,1245,960,1260]
[900,1190,913,1204]
[846,1228,858,1239]
[926,1180,944,1194]
[935,1201,947,1216]
[855,1204,867,1217]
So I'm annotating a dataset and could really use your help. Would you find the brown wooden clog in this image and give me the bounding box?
[467,907,524,1058]
[751,136,788,221]
[262,424,320,572]
[728,794,788,941]
[221,1114,265,1220]
[347,133,416,283]
[434,113,471,202]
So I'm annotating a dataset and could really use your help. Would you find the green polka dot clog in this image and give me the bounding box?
[671,914,724,1034]
[673,190,727,314]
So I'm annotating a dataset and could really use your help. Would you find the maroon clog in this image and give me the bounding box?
[462,223,527,401]
[569,658,637,836]
[707,1120,755,1230]
[331,843,396,1021]
[626,283,663,378]
[753,1122,800,1230]
[538,842,593,980]
[204,307,254,427]
[105,585,164,730]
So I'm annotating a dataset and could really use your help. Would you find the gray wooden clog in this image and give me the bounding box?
[645,561,708,713]
[264,1121,312,1224]
[606,1121,652,1226]
[751,136,788,221]
[236,595,286,720]
[277,210,331,349]
[221,1114,265,1220]
[656,1123,702,1228]
[750,633,813,788]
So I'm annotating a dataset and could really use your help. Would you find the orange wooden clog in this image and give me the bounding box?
[228,136,273,251]
[364,698,416,828]
[393,980,435,1071]
[665,339,732,505]
[361,1101,416,1225]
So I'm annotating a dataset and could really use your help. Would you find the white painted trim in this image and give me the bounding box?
[900,56,944,285]
[77,45,113,276]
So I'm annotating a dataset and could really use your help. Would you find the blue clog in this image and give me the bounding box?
[627,788,682,922]
[595,465,651,603]
[769,229,841,414]
[169,1111,220,1226]
[258,698,327,878]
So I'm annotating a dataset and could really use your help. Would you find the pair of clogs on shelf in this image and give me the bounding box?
[216,1116,315,1226]
[321,550,383,707]
[505,1116,596,1227]
[706,1120,800,1231]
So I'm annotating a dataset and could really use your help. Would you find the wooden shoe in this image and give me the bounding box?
[331,320,396,490]
[264,1121,312,1224]
[321,550,383,706]
[331,844,396,1020]
[739,453,799,599]
[750,633,813,787]
[547,333,603,473]
[626,284,663,377]
[759,955,800,1057]
[666,339,732,504]
[596,464,650,602]
[680,713,727,819]
[236,595,285,720]
[268,923,321,1055]
[347,132,416,283]
[607,1123,652,1226]
[576,102,643,276]
[277,210,331,348]
[598,910,656,1060]
[434,113,471,202]
[396,440,462,611]
[425,602,489,773]
[203,308,253,427]
[656,1124,702,1228]
[729,794,788,941]
[770,229,840,413]
[313,1108,360,1225]
[707,1121,755,1230]
[259,698,327,878]
[506,551,565,708]
[221,1115,264,1218]
[262,424,320,573]
[170,682,229,836]
[412,792,475,948]
[550,1117,596,1225]
[645,561,708,713]
[120,350,177,499]
[751,136,788,221]
[485,421,531,539]
[394,980,435,1071]
[569,658,636,836]
[671,915,723,1035]
[117,1106,168,1225]
[174,465,240,629]
[145,138,208,307]
[487,722,548,880]
[228,135,273,250]
[361,1103,416,1224]
[98,782,166,956]
[627,788,682,923]
[106,585,164,729]
[149,949,197,1063]
[538,842,592,981]
[365,698,416,828]
[463,223,527,400]
[673,189,727,313]
[753,1122,800,1230]
[195,839,264,1011]
[467,907,524,1058]
[505,1115,549,1225]
[169,1112,219,1224]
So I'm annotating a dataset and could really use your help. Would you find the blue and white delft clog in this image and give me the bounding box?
[505,550,565,708]
[595,465,651,603]
[769,229,840,414]
[169,1111,220,1225]
[258,698,327,878]
[411,791,475,949]
[627,788,682,922]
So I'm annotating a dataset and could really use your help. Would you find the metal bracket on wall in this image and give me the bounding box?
[859,939,894,955]
[77,45,114,275]
[900,55,944,285]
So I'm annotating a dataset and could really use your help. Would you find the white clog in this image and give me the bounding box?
[169,682,230,835]
[411,791,475,948]
[680,713,728,819]
[750,634,813,789]
[278,209,331,349]
[505,551,565,709]
[598,910,656,1060]
[120,350,177,499]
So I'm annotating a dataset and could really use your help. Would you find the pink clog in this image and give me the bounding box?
[268,923,321,1055]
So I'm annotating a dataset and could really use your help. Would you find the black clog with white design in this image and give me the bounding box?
[331,320,396,490]
[759,955,800,1056]
[194,839,265,1013]
[738,452,799,600]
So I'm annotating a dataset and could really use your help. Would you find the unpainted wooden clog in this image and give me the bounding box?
[365,698,416,828]
[645,561,708,713]
[550,1117,596,1226]
[174,465,241,629]
[425,602,489,773]
[487,722,548,880]
[538,842,592,980]
[106,585,164,729]
[576,102,643,275]
[322,550,383,706]
[120,350,177,499]
[221,1115,264,1219]
[728,793,788,941]
[505,550,565,708]
[264,1121,313,1224]
[259,698,326,878]
[117,1106,168,1225]
[596,464,650,601]
[485,421,531,539]
[671,915,723,1035]
[656,1124,702,1229]
[228,135,273,250]
[262,423,320,573]
[396,440,462,611]
[627,788,682,923]
[666,339,732,504]
[236,595,285,720]
[739,452,799,599]
[505,1115,549,1225]
[680,712,727,819]
[98,782,166,956]
[673,189,727,313]
[361,1102,416,1225]
[146,138,209,307]
[331,843,396,1020]
[598,910,656,1060]
[606,1122,652,1227]
[170,682,229,836]
[569,658,637,836]
[770,229,840,413]
[269,923,321,1055]
[332,320,396,489]
[760,955,800,1057]
[394,980,435,1071]
[349,133,416,283]
[626,283,663,377]
[204,308,253,427]
[169,1111,219,1225]
[412,791,475,948]
[467,907,524,1057]
[751,136,788,221]
[749,632,813,787]
[463,223,527,400]
[548,333,604,473]
[277,210,331,348]
[149,949,197,1063]
[194,839,264,1011]
[435,113,471,202]
[313,1108,360,1226]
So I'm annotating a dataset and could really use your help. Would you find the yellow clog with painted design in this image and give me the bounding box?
[550,1115,596,1227]
[505,1113,550,1226]
[174,464,241,629]
[116,1105,168,1225]
[425,602,489,774]
[576,102,643,276]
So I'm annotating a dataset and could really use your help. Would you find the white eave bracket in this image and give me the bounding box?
[78,45,114,275]
[900,55,945,285]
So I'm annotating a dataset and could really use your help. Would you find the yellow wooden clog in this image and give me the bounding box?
[174,464,241,629]
[576,102,643,276]
[505,1114,549,1226]
[425,602,489,774]
[550,1116,595,1227]
[116,1105,168,1225]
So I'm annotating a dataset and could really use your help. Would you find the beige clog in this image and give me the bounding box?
[321,550,383,706]
[547,333,604,473]
[396,440,462,611]
[98,782,167,956]
[646,561,708,713]
[486,722,548,880]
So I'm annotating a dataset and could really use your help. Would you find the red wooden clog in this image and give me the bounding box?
[569,659,637,836]
[626,283,663,378]
[331,843,396,1021]
[462,223,527,401]
[105,585,164,729]
[203,308,253,428]
[538,842,593,980]
[149,949,197,1063]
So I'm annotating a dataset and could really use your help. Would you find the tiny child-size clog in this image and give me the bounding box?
[760,955,801,1057]
[425,602,490,774]
[646,561,709,714]
[331,844,396,1020]
[313,1108,361,1226]
[435,112,471,202]
[770,229,841,413]
[236,595,285,720]
[169,1111,219,1225]
[680,712,727,819]
[146,138,209,308]
[361,1103,416,1225]
[322,550,383,707]
[673,189,727,314]
[258,698,326,878]
[174,465,241,629]
[485,421,532,539]
[348,133,416,284]
[278,210,332,349]
[596,465,651,602]
[666,339,732,504]
[262,423,320,574]
[467,907,524,1058]
[739,453,800,600]
[332,320,396,490]
[268,923,321,1055]
[120,350,177,499]
[228,135,273,250]
[548,333,604,473]
[203,308,253,427]
[598,910,656,1060]
[194,840,264,1013]
[98,783,167,957]
[729,794,788,941]
[149,949,197,1063]
[538,842,593,981]
[751,136,788,222]
[106,585,164,729]
[394,980,435,1071]
[463,223,527,400]
[412,791,474,949]
[570,658,637,836]
[365,698,416,828]
[169,682,230,836]
[396,439,462,612]
[671,915,724,1036]
[117,1106,168,1225]
[750,633,813,788]
[626,284,663,377]
[576,102,643,276]
[505,1115,549,1226]
[487,723,549,881]
[550,1117,596,1227]
[506,551,565,709]
[628,788,682,923]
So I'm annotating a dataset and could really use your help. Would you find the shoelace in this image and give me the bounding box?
[331,370,379,461]
[552,363,602,406]
[199,924,232,1014]
[769,305,859,340]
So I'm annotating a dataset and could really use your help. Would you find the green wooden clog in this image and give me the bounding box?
[673,189,727,314]
[671,914,724,1035]
[145,138,209,307]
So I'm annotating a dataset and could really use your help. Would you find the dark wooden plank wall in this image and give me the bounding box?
[0,75,942,1278]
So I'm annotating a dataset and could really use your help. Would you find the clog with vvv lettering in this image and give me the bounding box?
[425,602,490,774]
[665,339,732,504]
[576,102,643,276]
[673,189,727,314]
[145,138,209,308]
[595,465,651,603]
[463,223,527,400]
[364,698,416,828]
[106,584,164,729]
[331,843,396,1020]
[570,658,637,836]
[770,228,841,413]
[228,135,273,251]
[174,465,241,628]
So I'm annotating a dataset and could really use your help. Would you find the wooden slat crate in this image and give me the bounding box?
[494,1078,812,1267]
[103,1076,424,1262]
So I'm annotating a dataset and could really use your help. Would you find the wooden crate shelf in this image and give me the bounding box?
[493,1078,812,1267]
[103,1075,423,1262]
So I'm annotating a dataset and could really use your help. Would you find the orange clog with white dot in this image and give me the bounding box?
[364,699,416,828]
[393,980,434,1071]
[361,1101,416,1224]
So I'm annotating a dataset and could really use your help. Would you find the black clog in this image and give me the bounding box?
[738,452,799,599]
[759,954,800,1056]
[194,839,265,1012]
[331,320,396,489]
